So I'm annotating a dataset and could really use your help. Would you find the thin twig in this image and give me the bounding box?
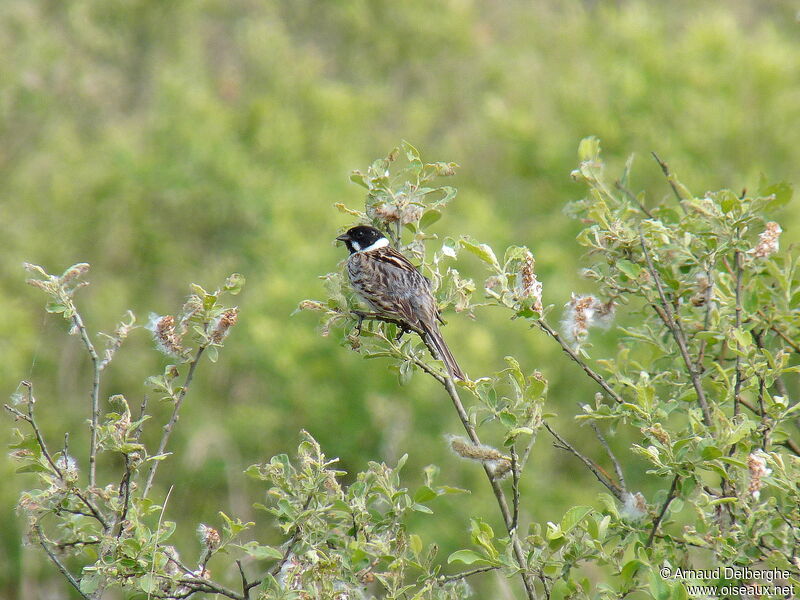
[352,310,537,597]
[237,495,312,593]
[410,356,446,385]
[695,264,715,370]
[651,152,688,213]
[268,494,314,578]
[646,475,680,548]
[781,439,800,457]
[133,395,149,442]
[536,320,623,404]
[589,421,626,493]
[732,250,743,418]
[510,445,520,531]
[175,573,244,600]
[5,393,108,530]
[756,310,800,354]
[143,346,206,498]
[55,538,100,550]
[639,233,713,427]
[756,374,772,450]
[235,560,250,600]
[146,486,178,600]
[614,181,654,218]
[72,311,101,488]
[427,344,538,599]
[770,324,800,354]
[544,423,624,502]
[520,418,541,470]
[539,572,552,600]
[437,565,501,585]
[115,454,133,537]
[35,524,91,600]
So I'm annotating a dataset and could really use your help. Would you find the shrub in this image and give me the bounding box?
[8,140,799,599]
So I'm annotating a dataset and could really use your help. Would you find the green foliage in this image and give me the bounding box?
[3,1,800,598]
[301,140,800,598]
[8,137,800,599]
[8,266,245,599]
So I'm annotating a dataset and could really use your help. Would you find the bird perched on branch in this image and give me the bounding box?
[336,225,466,380]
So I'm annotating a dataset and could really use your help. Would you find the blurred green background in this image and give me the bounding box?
[2,1,798,597]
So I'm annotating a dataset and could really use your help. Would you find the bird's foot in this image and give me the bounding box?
[395,324,412,341]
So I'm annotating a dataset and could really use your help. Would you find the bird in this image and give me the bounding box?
[336,225,466,380]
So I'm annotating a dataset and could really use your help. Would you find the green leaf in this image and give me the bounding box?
[349,172,368,188]
[718,190,739,213]
[561,505,592,533]
[437,485,469,495]
[507,426,534,438]
[224,273,246,295]
[499,411,517,428]
[410,534,423,557]
[80,573,101,594]
[206,345,219,363]
[459,237,500,269]
[620,559,646,583]
[597,493,619,518]
[414,485,438,503]
[578,136,601,162]
[45,301,67,314]
[419,210,442,230]
[758,175,794,208]
[238,541,284,561]
[139,574,158,594]
[16,462,49,474]
[730,328,752,351]
[402,140,421,162]
[700,445,722,461]
[616,259,642,279]
[447,549,487,565]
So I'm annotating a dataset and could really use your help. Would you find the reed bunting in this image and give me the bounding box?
[336,225,466,380]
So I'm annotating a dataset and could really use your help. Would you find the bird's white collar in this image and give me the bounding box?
[355,237,389,253]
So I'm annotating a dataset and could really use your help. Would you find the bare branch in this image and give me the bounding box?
[143,346,206,499]
[115,454,133,538]
[639,233,713,427]
[147,486,174,600]
[770,323,800,354]
[270,494,314,577]
[35,525,91,600]
[732,250,744,419]
[695,264,715,370]
[651,152,688,212]
[236,560,250,600]
[422,340,538,599]
[544,423,624,502]
[614,180,654,218]
[589,421,626,493]
[71,311,101,488]
[781,439,800,457]
[54,538,100,550]
[535,320,623,405]
[510,445,520,531]
[5,387,108,530]
[646,475,680,548]
[178,579,243,600]
[437,565,501,585]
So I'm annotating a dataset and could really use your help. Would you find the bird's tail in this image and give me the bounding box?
[423,324,466,381]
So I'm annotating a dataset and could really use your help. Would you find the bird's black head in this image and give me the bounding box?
[336,225,388,254]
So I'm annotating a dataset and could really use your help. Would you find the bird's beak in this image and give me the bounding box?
[335,233,350,243]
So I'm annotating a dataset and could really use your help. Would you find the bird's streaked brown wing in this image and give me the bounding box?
[371,245,421,275]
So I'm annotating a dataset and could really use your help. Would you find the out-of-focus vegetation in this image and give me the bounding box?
[2,1,799,598]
